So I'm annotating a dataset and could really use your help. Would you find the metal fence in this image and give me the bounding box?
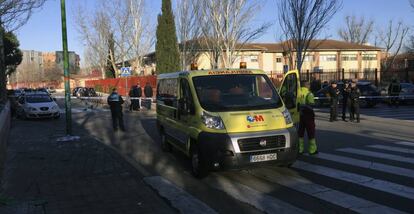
[270,69,414,87]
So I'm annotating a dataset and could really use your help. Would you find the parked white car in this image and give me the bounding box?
[16,93,60,119]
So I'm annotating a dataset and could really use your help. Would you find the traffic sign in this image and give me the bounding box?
[120,67,131,77]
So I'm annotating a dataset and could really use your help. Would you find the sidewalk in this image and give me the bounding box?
[0,117,174,214]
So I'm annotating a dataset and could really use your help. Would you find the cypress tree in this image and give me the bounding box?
[156,0,180,74]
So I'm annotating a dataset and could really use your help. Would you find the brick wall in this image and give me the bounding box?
[85,76,157,96]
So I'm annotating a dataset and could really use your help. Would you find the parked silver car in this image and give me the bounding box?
[16,92,60,119]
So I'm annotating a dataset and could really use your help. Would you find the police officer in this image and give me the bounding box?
[349,81,361,123]
[129,84,142,111]
[388,77,401,108]
[107,88,126,131]
[324,81,340,122]
[341,81,351,122]
[298,82,318,155]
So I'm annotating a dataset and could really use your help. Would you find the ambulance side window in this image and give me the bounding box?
[281,74,297,109]
[157,79,178,108]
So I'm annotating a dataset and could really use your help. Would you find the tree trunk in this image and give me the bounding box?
[0,22,6,103]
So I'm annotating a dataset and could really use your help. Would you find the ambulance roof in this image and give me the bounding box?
[157,69,266,79]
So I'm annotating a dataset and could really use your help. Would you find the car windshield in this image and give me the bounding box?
[26,95,53,103]
[192,74,283,112]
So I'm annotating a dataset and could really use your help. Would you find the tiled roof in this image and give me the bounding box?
[239,40,382,52]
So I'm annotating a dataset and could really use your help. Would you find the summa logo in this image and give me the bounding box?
[246,115,264,123]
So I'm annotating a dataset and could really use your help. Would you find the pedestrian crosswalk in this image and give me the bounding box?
[359,106,414,121]
[315,105,414,121]
[144,141,414,213]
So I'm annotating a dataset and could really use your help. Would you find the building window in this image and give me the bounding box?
[250,55,258,62]
[319,55,337,62]
[276,57,282,63]
[303,55,313,62]
[341,54,357,61]
[362,54,377,61]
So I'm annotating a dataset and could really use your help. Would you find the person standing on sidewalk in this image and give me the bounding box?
[341,81,351,122]
[298,82,318,155]
[107,88,126,132]
[144,82,153,98]
[130,84,142,111]
[143,82,154,110]
[322,81,340,122]
[388,77,401,108]
[349,81,361,123]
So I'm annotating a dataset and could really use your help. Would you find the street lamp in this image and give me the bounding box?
[57,0,79,142]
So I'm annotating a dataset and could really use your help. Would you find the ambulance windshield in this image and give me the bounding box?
[193,74,283,112]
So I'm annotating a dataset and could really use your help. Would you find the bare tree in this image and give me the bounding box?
[176,0,202,70]
[277,0,342,72]
[378,20,410,71]
[75,5,111,79]
[10,61,42,86]
[128,0,154,75]
[0,0,46,31]
[43,64,63,82]
[0,0,46,102]
[199,0,270,69]
[405,35,414,53]
[75,0,153,78]
[338,15,374,45]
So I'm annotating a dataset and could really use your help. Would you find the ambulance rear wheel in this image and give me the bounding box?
[191,144,208,178]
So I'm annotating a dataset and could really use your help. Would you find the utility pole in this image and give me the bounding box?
[60,0,72,135]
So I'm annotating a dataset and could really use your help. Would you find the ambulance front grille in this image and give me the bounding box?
[237,135,286,152]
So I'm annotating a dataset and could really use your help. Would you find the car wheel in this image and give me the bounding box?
[54,114,60,119]
[160,132,172,152]
[191,143,208,178]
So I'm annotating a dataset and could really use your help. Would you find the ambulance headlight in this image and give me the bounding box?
[201,112,224,130]
[282,109,293,125]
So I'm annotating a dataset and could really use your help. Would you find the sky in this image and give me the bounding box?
[14,0,414,67]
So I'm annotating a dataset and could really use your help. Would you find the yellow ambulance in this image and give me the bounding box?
[156,68,301,178]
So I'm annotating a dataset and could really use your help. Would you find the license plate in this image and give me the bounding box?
[250,153,277,163]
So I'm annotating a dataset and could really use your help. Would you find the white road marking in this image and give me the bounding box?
[395,141,414,147]
[59,108,110,114]
[367,145,414,154]
[293,161,414,200]
[311,152,414,178]
[365,112,414,116]
[337,148,414,164]
[205,174,309,214]
[248,168,405,214]
[143,176,218,214]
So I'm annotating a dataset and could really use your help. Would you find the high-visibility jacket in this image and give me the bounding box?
[299,87,315,106]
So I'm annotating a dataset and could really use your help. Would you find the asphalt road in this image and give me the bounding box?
[51,95,414,213]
